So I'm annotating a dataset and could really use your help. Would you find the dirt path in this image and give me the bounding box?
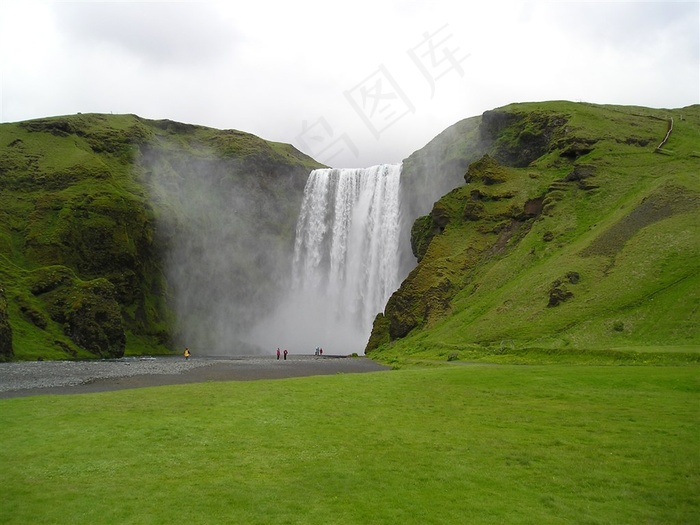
[0,355,390,399]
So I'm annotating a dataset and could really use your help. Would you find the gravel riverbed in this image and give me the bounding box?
[0,355,390,399]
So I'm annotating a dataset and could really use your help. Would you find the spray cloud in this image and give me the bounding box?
[139,136,307,355]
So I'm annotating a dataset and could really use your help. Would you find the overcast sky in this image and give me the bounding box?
[1,1,698,168]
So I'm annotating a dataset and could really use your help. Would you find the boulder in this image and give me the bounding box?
[0,288,13,359]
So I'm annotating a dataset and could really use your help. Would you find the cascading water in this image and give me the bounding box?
[250,164,402,355]
[294,163,401,341]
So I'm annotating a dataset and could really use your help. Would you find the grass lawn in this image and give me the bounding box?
[1,364,698,524]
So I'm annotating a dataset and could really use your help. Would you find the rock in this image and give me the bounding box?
[411,215,436,262]
[564,164,598,190]
[464,154,508,184]
[365,313,391,354]
[548,286,573,307]
[523,197,544,218]
[566,272,580,284]
[0,288,13,360]
[30,270,127,358]
[558,140,596,159]
[463,201,486,221]
[17,299,48,329]
[480,110,568,167]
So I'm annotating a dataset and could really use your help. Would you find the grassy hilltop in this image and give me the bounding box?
[370,101,700,364]
[0,113,321,360]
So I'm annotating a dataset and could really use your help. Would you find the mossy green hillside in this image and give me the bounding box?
[368,101,700,362]
[0,113,322,360]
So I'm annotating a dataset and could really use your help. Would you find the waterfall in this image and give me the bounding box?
[252,164,402,355]
[294,162,402,337]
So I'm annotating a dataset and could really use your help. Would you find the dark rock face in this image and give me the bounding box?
[0,288,13,360]
[59,282,126,358]
[27,267,126,358]
[547,273,580,307]
[566,272,580,285]
[547,286,574,307]
[398,116,487,277]
[411,216,436,262]
[17,298,48,329]
[558,139,597,159]
[480,110,568,167]
[24,191,157,307]
[479,110,519,140]
[385,285,421,340]
[523,197,544,218]
[366,313,391,353]
[564,164,598,190]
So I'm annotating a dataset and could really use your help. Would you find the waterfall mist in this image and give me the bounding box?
[139,140,308,355]
[248,164,402,355]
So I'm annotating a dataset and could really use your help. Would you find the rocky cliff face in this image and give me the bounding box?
[0,288,12,360]
[397,115,487,276]
[367,101,700,355]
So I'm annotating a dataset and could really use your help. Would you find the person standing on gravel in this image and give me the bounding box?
[283,349,288,360]
[184,348,191,360]
[277,348,281,360]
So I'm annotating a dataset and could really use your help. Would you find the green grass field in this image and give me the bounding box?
[1,364,698,524]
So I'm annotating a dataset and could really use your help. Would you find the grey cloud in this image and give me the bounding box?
[51,2,239,66]
[550,2,699,58]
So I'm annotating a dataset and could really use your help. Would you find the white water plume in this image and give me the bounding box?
[250,164,402,355]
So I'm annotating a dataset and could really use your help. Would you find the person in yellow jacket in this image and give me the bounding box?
[184,347,191,360]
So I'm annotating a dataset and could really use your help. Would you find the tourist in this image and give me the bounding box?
[277,348,281,360]
[183,347,191,360]
[283,349,288,360]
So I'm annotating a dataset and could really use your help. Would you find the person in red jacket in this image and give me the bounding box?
[276,348,280,360]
